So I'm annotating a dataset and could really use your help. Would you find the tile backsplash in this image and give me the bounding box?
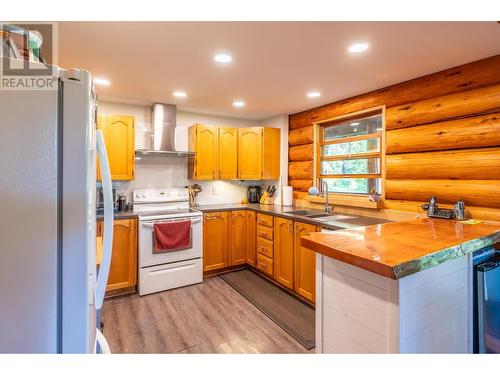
[112,158,267,206]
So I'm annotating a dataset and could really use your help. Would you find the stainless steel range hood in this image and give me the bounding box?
[135,103,194,157]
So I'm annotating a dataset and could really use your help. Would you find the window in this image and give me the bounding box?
[317,111,383,195]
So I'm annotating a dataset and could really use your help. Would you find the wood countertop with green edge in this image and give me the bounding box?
[301,217,500,279]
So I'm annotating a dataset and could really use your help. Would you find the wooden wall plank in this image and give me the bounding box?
[289,179,314,191]
[386,148,500,180]
[385,179,500,208]
[383,200,500,222]
[289,143,315,161]
[289,126,314,146]
[385,84,500,130]
[289,161,314,179]
[386,112,500,154]
[290,55,500,130]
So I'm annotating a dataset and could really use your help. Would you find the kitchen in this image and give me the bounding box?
[1,13,500,366]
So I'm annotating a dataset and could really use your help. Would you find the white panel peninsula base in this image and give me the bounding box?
[315,253,473,353]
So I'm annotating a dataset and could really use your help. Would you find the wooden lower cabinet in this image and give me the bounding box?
[203,212,230,272]
[273,217,295,289]
[294,222,317,303]
[246,211,256,267]
[230,211,247,265]
[201,209,319,304]
[97,218,138,294]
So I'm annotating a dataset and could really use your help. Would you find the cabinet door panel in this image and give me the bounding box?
[262,127,281,180]
[273,217,294,289]
[294,222,317,303]
[107,218,137,291]
[196,125,218,180]
[230,210,247,265]
[98,115,135,180]
[218,127,238,180]
[246,211,256,267]
[238,127,262,179]
[203,212,229,271]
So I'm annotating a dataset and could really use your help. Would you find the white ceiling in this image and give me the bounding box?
[58,22,500,120]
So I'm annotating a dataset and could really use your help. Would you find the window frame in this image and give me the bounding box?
[314,107,385,196]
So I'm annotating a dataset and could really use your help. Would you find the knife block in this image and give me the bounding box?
[260,196,274,205]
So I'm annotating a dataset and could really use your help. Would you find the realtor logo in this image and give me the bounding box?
[0,22,58,90]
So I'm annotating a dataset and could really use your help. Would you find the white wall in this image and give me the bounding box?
[98,101,289,206]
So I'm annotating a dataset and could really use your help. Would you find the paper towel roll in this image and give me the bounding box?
[282,186,293,206]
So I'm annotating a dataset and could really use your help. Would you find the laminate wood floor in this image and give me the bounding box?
[101,276,312,353]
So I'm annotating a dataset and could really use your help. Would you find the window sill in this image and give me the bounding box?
[306,193,382,209]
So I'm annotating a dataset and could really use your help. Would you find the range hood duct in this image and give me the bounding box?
[135,103,194,157]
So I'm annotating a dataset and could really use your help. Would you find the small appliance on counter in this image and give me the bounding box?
[247,185,261,203]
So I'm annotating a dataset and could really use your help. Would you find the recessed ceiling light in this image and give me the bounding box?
[214,53,232,63]
[94,78,110,86]
[348,42,369,53]
[350,122,360,126]
[233,100,245,108]
[173,91,187,98]
[307,91,321,98]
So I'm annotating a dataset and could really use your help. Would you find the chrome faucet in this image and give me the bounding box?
[323,181,332,213]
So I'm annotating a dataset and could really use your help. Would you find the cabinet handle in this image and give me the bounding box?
[205,215,220,220]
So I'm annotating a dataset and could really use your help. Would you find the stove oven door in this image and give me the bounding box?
[138,216,203,268]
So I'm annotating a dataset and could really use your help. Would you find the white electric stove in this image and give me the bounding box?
[133,188,203,296]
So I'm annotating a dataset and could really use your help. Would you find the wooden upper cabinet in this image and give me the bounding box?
[218,127,238,179]
[238,127,263,180]
[294,222,317,303]
[273,217,294,289]
[203,211,230,272]
[97,114,135,180]
[262,127,281,180]
[189,124,218,180]
[246,211,256,267]
[105,218,137,292]
[230,210,247,266]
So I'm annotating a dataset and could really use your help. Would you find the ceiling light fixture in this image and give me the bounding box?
[214,53,232,63]
[94,78,110,86]
[348,42,369,53]
[350,122,360,126]
[173,91,187,98]
[233,100,245,108]
[307,91,321,98]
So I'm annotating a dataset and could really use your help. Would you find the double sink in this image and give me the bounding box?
[284,210,353,222]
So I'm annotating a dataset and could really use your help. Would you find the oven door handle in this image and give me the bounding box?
[140,217,202,228]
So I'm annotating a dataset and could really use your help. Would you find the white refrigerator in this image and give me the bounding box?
[0,57,114,353]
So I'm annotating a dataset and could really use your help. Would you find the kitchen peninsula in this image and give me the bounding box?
[301,218,500,353]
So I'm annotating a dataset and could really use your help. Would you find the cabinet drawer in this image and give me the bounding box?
[257,225,273,240]
[256,213,273,227]
[257,237,273,258]
[256,254,273,277]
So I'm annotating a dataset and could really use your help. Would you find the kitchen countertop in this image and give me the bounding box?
[96,210,138,220]
[301,218,500,279]
[197,203,390,230]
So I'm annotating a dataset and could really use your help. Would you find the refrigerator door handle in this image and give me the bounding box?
[95,130,113,310]
[95,329,111,354]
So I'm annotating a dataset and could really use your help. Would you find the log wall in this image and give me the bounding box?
[288,54,500,220]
